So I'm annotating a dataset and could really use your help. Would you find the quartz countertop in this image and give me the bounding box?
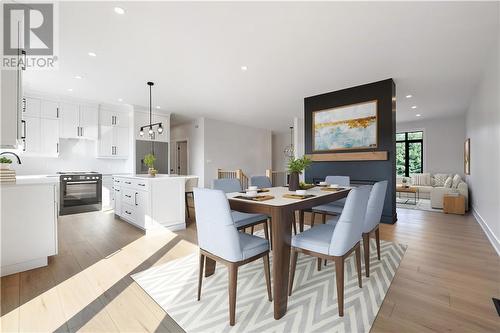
[0,175,60,186]
[112,174,198,180]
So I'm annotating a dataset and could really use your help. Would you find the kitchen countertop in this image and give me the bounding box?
[113,174,198,180]
[0,175,60,186]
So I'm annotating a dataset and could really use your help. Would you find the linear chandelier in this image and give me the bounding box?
[139,81,163,137]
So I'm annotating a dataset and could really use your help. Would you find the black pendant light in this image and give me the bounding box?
[139,81,163,138]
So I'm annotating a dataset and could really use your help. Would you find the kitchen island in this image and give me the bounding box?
[112,174,197,232]
[0,176,59,276]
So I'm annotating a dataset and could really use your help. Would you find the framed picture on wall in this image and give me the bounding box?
[464,138,470,175]
[312,100,378,152]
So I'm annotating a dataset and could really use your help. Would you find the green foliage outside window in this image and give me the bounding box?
[396,131,423,176]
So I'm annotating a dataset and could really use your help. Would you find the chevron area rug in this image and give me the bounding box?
[132,238,406,333]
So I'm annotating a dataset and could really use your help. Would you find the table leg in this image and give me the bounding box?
[205,256,216,277]
[270,207,293,319]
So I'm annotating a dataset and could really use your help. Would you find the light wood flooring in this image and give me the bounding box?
[1,205,499,332]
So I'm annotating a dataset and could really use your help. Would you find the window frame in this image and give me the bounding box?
[396,131,424,177]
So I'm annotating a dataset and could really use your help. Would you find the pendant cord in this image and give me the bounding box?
[149,84,152,126]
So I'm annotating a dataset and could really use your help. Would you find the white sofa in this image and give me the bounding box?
[396,173,469,211]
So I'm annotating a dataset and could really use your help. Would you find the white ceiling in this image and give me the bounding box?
[24,1,499,131]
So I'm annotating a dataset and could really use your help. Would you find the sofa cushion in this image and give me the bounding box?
[411,173,431,186]
[444,176,453,188]
[452,174,462,188]
[433,173,449,187]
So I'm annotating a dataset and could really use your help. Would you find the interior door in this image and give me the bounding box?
[176,141,188,175]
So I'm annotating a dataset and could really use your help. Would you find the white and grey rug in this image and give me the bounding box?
[396,198,442,212]
[132,238,406,333]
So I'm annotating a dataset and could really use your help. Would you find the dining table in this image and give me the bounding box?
[203,185,351,320]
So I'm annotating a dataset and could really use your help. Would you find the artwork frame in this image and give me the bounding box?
[464,138,470,175]
[312,100,378,152]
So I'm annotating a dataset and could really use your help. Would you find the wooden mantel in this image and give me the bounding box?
[306,151,388,162]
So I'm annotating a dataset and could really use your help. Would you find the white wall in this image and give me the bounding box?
[465,16,500,254]
[204,118,272,187]
[397,114,466,176]
[170,117,205,186]
[272,131,289,171]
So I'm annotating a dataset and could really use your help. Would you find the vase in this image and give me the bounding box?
[148,168,157,177]
[288,172,300,191]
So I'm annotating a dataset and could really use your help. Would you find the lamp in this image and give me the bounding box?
[139,81,164,138]
[284,126,294,158]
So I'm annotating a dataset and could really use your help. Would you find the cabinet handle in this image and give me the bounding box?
[81,127,84,137]
[77,127,79,136]
[21,120,26,139]
[56,107,59,118]
[135,192,138,205]
[23,139,26,151]
[138,183,146,187]
[21,50,26,70]
[125,194,131,198]
[115,180,120,183]
[125,181,131,185]
[125,210,131,215]
[115,189,120,192]
[56,143,59,153]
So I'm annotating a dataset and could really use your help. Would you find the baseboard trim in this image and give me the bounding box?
[472,206,500,256]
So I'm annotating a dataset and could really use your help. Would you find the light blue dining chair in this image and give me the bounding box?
[193,188,272,326]
[250,175,272,189]
[307,176,351,226]
[325,181,388,276]
[212,178,271,242]
[288,186,370,317]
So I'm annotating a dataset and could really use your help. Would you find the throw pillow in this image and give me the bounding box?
[452,174,462,188]
[433,173,449,187]
[444,176,453,188]
[411,173,431,186]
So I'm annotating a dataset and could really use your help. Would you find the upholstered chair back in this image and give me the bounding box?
[250,176,272,189]
[193,188,243,262]
[363,181,388,233]
[185,177,199,193]
[212,178,242,193]
[328,186,371,256]
[325,176,350,186]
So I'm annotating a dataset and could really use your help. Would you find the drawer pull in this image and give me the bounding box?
[125,210,132,215]
[138,183,146,187]
[135,192,138,206]
[125,194,131,198]
[125,181,132,184]
[115,189,120,192]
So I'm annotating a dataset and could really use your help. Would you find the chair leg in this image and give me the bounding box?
[311,212,316,227]
[263,253,272,301]
[288,249,298,296]
[355,244,362,288]
[334,257,344,317]
[321,213,326,224]
[228,263,238,326]
[185,193,190,218]
[197,253,205,301]
[299,210,304,232]
[362,233,370,277]
[292,211,297,235]
[375,227,381,260]
[268,218,273,250]
[263,220,269,241]
[317,257,322,271]
[250,226,254,235]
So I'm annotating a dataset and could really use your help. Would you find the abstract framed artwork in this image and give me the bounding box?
[312,100,378,152]
[464,138,470,175]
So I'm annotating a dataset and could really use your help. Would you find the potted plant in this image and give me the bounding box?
[143,153,157,177]
[287,156,312,191]
[0,157,12,170]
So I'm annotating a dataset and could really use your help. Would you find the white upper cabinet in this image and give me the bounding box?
[40,118,59,156]
[97,106,130,159]
[1,70,22,148]
[23,97,41,118]
[60,102,98,140]
[40,99,60,119]
[21,116,41,154]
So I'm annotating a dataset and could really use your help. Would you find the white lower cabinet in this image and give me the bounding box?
[102,176,114,211]
[1,183,58,276]
[112,175,193,232]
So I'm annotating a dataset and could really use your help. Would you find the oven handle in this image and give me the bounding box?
[65,181,99,185]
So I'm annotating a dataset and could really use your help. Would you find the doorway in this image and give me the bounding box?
[176,140,188,175]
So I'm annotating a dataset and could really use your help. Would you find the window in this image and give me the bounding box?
[396,131,423,176]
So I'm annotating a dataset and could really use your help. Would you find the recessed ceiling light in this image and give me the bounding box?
[114,7,125,15]
[155,106,161,109]
[416,113,421,117]
[88,52,97,57]
[74,75,82,79]
[406,94,412,98]
[118,98,123,102]
[240,65,248,71]
[411,105,417,109]
[67,88,73,92]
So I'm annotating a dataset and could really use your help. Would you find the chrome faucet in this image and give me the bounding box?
[0,152,22,164]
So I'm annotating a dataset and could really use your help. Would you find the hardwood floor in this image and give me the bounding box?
[1,206,499,332]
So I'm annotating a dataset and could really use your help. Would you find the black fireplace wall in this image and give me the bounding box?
[304,79,396,223]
